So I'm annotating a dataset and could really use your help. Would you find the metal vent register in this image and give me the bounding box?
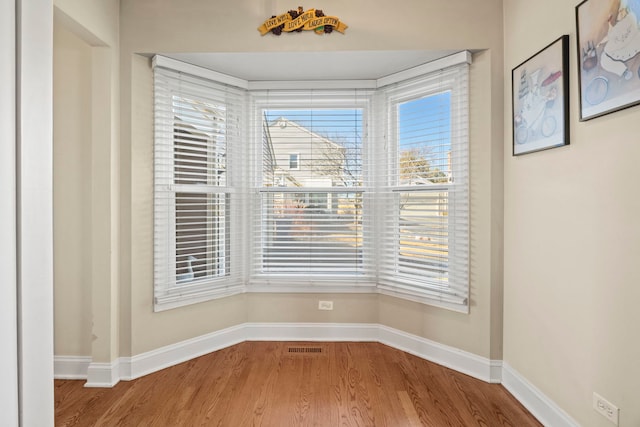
[288,347,323,354]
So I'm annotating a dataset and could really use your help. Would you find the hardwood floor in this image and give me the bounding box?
[55,342,541,426]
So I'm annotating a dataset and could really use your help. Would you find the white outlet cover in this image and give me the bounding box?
[593,392,619,425]
[318,301,333,310]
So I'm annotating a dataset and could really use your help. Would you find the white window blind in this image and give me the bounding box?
[152,54,470,311]
[153,62,245,310]
[376,64,470,311]
[250,92,374,287]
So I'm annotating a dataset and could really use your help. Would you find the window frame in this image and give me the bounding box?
[288,153,300,170]
[247,91,377,293]
[152,58,245,311]
[375,64,470,312]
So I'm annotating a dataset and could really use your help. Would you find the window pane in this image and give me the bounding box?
[288,153,299,170]
[257,108,365,278]
[175,192,229,283]
[172,94,230,285]
[173,95,226,187]
[259,191,363,274]
[387,91,455,289]
[397,190,448,285]
[398,92,451,185]
[262,110,362,188]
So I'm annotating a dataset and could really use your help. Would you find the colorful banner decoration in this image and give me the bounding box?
[258,7,347,36]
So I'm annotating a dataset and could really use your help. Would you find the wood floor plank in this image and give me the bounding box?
[368,345,418,426]
[400,350,475,426]
[397,390,424,427]
[55,342,542,427]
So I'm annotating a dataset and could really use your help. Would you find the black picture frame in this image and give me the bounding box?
[512,35,570,156]
[576,0,640,121]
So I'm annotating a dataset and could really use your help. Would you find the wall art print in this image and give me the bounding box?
[512,35,570,156]
[577,0,640,120]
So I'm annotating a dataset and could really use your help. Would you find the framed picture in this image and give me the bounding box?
[512,35,570,156]
[576,0,640,121]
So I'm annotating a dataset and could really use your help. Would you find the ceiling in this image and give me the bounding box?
[162,50,459,82]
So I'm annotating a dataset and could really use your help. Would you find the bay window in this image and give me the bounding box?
[153,53,470,311]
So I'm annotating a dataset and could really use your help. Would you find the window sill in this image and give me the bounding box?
[154,283,245,312]
[246,281,378,294]
[154,281,468,314]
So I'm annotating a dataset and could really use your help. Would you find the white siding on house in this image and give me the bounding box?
[266,117,346,189]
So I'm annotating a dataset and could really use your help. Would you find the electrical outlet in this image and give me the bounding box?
[318,300,333,310]
[593,392,619,425]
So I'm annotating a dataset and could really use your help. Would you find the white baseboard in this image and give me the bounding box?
[85,360,120,388]
[378,325,502,383]
[502,362,580,427]
[490,359,503,383]
[119,323,246,381]
[55,322,499,386]
[54,356,91,380]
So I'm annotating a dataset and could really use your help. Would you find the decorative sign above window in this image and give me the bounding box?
[258,7,347,36]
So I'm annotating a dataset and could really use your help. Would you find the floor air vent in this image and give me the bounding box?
[288,347,322,353]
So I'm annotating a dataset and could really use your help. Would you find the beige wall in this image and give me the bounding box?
[247,294,379,324]
[504,1,640,426]
[54,0,119,47]
[53,23,92,356]
[53,0,120,363]
[119,0,505,358]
